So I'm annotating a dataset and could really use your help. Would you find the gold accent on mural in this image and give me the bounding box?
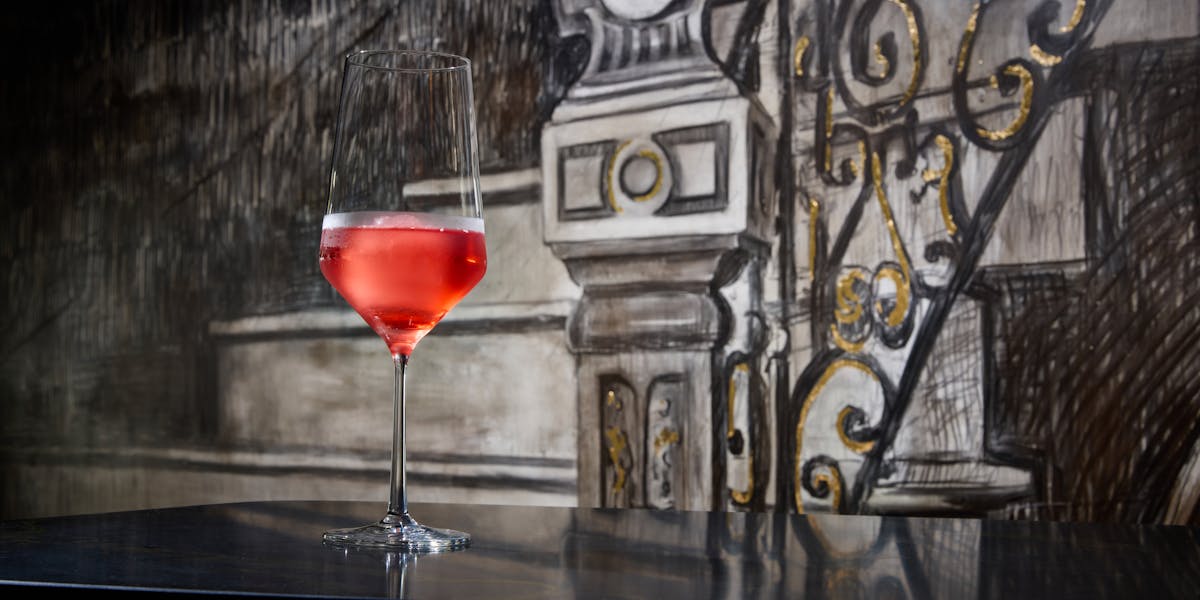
[831,326,867,353]
[606,140,633,213]
[794,35,811,77]
[604,426,629,492]
[847,141,866,180]
[631,149,664,202]
[1062,0,1086,32]
[869,153,914,330]
[837,407,876,454]
[978,64,1034,141]
[605,389,621,411]
[813,469,843,511]
[727,364,749,440]
[653,427,679,454]
[727,364,753,505]
[874,266,910,327]
[955,4,981,74]
[1030,44,1063,66]
[1028,1,1087,67]
[834,269,869,324]
[870,152,912,281]
[831,268,869,353]
[873,41,890,77]
[889,0,922,106]
[921,134,958,236]
[808,197,820,281]
[794,359,879,512]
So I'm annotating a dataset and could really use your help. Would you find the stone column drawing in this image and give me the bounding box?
[542,0,776,510]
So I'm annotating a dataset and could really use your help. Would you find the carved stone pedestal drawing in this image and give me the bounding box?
[542,0,775,510]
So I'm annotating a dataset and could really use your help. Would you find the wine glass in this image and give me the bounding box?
[318,50,485,551]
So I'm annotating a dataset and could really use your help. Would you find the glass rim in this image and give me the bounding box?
[345,50,471,73]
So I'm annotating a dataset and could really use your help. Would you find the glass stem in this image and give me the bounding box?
[387,354,410,519]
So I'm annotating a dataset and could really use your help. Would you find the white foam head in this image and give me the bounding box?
[323,211,484,233]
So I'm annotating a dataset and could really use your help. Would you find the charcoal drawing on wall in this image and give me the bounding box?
[2,0,1199,528]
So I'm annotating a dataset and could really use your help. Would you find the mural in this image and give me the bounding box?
[785,0,1200,522]
[1,0,1198,525]
[540,0,1200,522]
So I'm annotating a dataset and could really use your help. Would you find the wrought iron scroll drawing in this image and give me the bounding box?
[788,0,1114,513]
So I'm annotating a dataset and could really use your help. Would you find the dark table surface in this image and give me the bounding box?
[1,500,1198,598]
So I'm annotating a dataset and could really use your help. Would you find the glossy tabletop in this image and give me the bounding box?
[1,501,1198,598]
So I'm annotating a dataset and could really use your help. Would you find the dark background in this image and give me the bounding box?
[0,0,577,450]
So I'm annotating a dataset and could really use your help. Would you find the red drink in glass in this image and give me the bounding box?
[319,211,487,357]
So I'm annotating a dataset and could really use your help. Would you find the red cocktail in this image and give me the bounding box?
[320,49,483,551]
[320,211,487,358]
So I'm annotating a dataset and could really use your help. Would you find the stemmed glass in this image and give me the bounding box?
[318,50,485,550]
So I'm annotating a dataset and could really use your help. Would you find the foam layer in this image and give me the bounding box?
[323,211,484,233]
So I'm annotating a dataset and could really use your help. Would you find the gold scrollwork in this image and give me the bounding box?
[820,98,865,181]
[834,269,869,325]
[1029,44,1063,66]
[870,152,913,287]
[889,0,922,107]
[957,4,1037,144]
[870,153,910,277]
[874,266,910,327]
[831,268,869,353]
[604,426,629,493]
[978,64,1034,141]
[869,153,914,331]
[727,364,754,504]
[837,406,876,454]
[872,40,890,78]
[1032,0,1086,64]
[1062,0,1086,32]
[921,134,958,236]
[956,3,981,74]
[794,359,880,513]
[812,467,844,511]
[794,35,811,77]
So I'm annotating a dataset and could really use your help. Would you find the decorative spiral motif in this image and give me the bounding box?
[831,267,872,352]
[872,262,913,348]
[977,63,1037,142]
[837,406,877,454]
[1028,0,1090,65]
[952,3,1047,151]
[802,455,846,511]
[833,0,927,127]
[793,0,1114,518]
[920,133,960,238]
[793,357,895,513]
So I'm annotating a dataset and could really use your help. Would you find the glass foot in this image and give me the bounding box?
[323,512,470,552]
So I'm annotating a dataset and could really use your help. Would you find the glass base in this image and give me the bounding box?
[323,512,470,552]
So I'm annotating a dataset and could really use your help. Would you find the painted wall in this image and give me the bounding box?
[2,0,1198,525]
